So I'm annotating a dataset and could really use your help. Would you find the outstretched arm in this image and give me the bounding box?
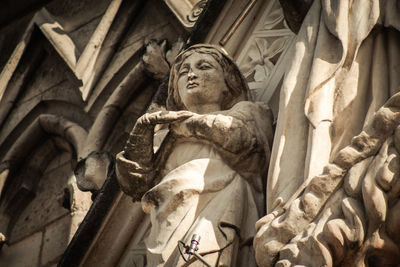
[171,101,271,156]
[170,101,273,189]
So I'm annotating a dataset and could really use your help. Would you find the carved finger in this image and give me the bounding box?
[137,111,193,125]
[152,111,193,124]
[175,110,194,119]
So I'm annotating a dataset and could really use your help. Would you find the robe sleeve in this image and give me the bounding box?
[115,122,156,201]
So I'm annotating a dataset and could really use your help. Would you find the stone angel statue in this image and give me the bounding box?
[115,44,273,266]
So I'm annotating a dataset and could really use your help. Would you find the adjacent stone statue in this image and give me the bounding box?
[116,44,273,266]
[255,0,400,266]
[267,0,400,214]
[254,91,400,267]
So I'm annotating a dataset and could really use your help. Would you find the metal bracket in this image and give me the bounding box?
[178,234,212,267]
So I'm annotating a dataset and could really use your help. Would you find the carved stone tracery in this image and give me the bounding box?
[236,0,294,102]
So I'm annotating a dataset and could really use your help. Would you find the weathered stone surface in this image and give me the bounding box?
[255,0,400,265]
[163,0,208,28]
[46,0,112,32]
[0,231,42,267]
[41,215,72,265]
[74,151,113,192]
[86,0,185,114]
[116,44,273,266]
[68,16,102,56]
[11,152,73,243]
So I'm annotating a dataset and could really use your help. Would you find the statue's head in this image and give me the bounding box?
[166,44,251,112]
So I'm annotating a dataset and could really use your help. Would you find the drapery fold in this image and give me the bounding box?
[267,0,400,212]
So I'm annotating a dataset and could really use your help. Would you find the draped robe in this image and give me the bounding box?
[116,101,272,266]
[267,0,400,212]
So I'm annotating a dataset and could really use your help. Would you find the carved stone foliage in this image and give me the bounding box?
[254,92,400,266]
[236,0,294,102]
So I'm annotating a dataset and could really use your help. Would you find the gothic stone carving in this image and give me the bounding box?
[163,0,208,28]
[254,91,400,266]
[236,0,294,103]
[255,0,400,266]
[116,44,273,266]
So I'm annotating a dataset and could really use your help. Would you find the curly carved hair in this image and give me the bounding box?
[166,44,251,111]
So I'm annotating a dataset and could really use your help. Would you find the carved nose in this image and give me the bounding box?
[188,70,197,80]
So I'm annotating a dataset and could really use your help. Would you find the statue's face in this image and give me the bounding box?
[177,52,229,112]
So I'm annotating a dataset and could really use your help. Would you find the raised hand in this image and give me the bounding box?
[136,110,194,126]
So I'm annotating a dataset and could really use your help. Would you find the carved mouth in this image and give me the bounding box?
[187,82,199,89]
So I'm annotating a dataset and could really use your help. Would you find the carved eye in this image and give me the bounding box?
[178,68,189,77]
[198,62,212,70]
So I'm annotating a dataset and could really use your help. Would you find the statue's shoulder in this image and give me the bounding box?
[231,101,271,116]
[232,100,269,108]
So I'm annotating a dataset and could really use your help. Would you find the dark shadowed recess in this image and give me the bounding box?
[278,0,313,33]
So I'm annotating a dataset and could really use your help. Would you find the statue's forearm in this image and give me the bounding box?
[174,113,259,156]
[116,122,156,201]
[115,150,155,201]
[124,122,154,166]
